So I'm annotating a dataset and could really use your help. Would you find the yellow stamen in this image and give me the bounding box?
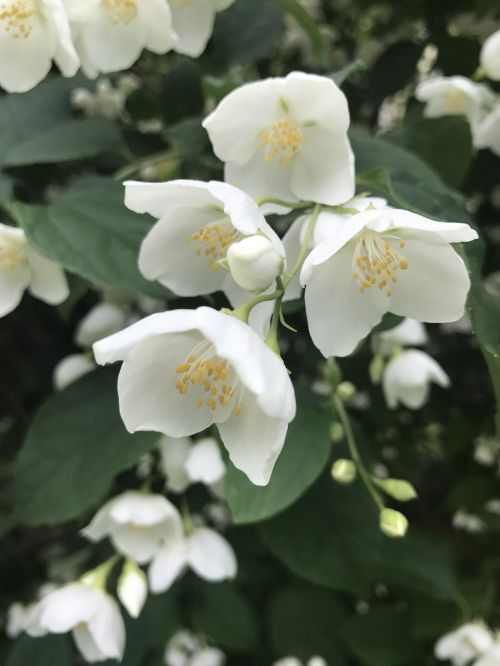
[259,118,306,167]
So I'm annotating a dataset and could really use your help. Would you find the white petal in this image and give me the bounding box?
[86,594,126,661]
[53,353,95,390]
[374,318,428,356]
[81,501,113,542]
[26,248,68,305]
[187,528,237,581]
[304,244,389,358]
[110,522,173,563]
[117,562,148,619]
[137,0,176,54]
[383,350,450,410]
[73,625,107,663]
[481,30,500,81]
[158,435,192,493]
[217,390,289,486]
[149,540,188,593]
[170,0,215,57]
[185,437,226,485]
[45,0,80,77]
[281,216,307,302]
[0,265,31,317]
[76,302,128,347]
[124,180,216,219]
[108,491,181,526]
[389,239,471,323]
[377,208,478,244]
[26,584,100,635]
[290,128,355,205]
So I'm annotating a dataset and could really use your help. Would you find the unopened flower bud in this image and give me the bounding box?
[330,422,344,443]
[379,508,408,538]
[117,560,147,618]
[226,235,282,292]
[374,477,417,502]
[322,358,342,389]
[331,459,356,484]
[369,354,385,384]
[337,381,356,402]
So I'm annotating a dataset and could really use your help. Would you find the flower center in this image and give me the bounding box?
[170,0,192,7]
[0,241,27,271]
[259,118,305,167]
[0,0,36,39]
[443,89,467,114]
[175,339,242,415]
[352,230,408,297]
[104,0,137,25]
[186,219,242,272]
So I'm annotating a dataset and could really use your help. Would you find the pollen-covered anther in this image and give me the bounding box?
[104,0,137,26]
[187,221,242,271]
[259,118,306,167]
[0,245,27,271]
[352,231,409,297]
[175,341,241,415]
[0,0,35,39]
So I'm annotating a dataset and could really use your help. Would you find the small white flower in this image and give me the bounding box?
[485,499,500,515]
[308,658,328,666]
[227,235,283,292]
[474,106,500,157]
[117,560,148,618]
[0,0,79,93]
[75,302,128,347]
[435,622,494,666]
[453,510,486,534]
[382,349,449,409]
[149,525,237,593]
[415,76,495,131]
[169,0,235,58]
[126,179,284,299]
[202,72,355,209]
[82,491,183,564]
[164,630,225,666]
[272,658,303,666]
[93,306,296,486]
[481,30,500,81]
[53,353,96,390]
[63,0,176,78]
[26,583,125,663]
[0,224,69,318]
[300,206,477,357]
[373,318,428,356]
[159,435,226,493]
[190,646,226,666]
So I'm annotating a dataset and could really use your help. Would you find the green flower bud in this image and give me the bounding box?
[331,459,357,484]
[330,422,344,443]
[322,358,342,389]
[379,508,408,538]
[337,381,356,402]
[373,477,417,502]
[369,354,385,384]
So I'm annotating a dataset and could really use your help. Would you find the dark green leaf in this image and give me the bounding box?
[6,635,73,666]
[12,176,166,298]
[13,368,157,526]
[162,59,204,124]
[225,396,331,524]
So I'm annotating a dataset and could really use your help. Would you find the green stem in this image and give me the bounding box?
[80,554,120,589]
[282,203,321,288]
[255,196,313,209]
[333,395,385,512]
[230,289,282,323]
[181,497,194,536]
[265,282,285,353]
[114,149,176,181]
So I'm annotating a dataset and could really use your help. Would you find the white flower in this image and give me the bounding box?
[0,0,79,93]
[300,206,477,357]
[435,622,494,666]
[75,302,128,347]
[481,30,500,81]
[307,659,327,666]
[159,435,226,493]
[26,583,125,663]
[63,0,176,78]
[415,76,495,130]
[0,224,69,318]
[382,350,450,409]
[82,491,183,563]
[202,72,355,209]
[273,659,303,666]
[474,106,500,157]
[475,645,500,666]
[191,647,226,666]
[373,318,428,356]
[169,0,235,58]
[149,524,237,593]
[6,602,30,638]
[93,306,296,486]
[227,235,283,292]
[126,179,284,298]
[53,353,96,390]
[117,560,148,618]
[453,510,485,534]
[164,630,226,666]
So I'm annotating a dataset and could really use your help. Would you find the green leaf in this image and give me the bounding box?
[225,396,331,524]
[268,584,348,664]
[13,368,157,526]
[11,176,166,298]
[191,582,259,651]
[210,0,284,66]
[162,59,204,124]
[330,60,365,86]
[0,77,74,168]
[4,118,125,166]
[0,172,13,206]
[276,0,326,62]
[6,635,73,666]
[386,115,473,188]
[260,475,382,596]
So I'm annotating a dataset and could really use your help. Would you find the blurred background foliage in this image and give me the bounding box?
[1,0,500,664]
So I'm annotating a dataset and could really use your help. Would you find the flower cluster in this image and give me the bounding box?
[0,0,235,93]
[436,622,500,666]
[416,29,500,157]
